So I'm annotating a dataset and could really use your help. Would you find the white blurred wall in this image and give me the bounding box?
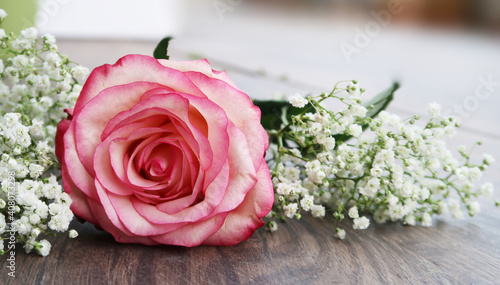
[37,0,185,39]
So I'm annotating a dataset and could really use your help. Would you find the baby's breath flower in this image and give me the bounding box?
[428,102,441,118]
[360,178,380,198]
[283,203,298,218]
[266,221,278,232]
[347,82,360,97]
[69,229,79,238]
[300,195,314,211]
[0,9,7,20]
[264,80,494,240]
[480,183,494,197]
[404,215,416,226]
[0,19,82,256]
[353,216,370,230]
[288,93,308,108]
[43,34,56,45]
[483,154,495,166]
[347,124,362,137]
[71,65,90,82]
[36,239,51,257]
[421,213,432,227]
[348,206,359,219]
[311,205,325,218]
[20,27,38,41]
[336,228,346,240]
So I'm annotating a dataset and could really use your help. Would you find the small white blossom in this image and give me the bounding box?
[266,221,278,232]
[350,105,367,117]
[69,229,79,238]
[283,203,298,218]
[309,122,322,136]
[428,102,441,118]
[360,178,380,198]
[48,213,71,232]
[353,216,370,230]
[348,206,359,219]
[29,214,41,225]
[336,228,346,240]
[421,213,432,227]
[43,34,56,45]
[288,93,308,108]
[300,195,315,212]
[448,199,464,220]
[468,167,482,183]
[36,240,51,257]
[29,164,45,178]
[404,215,416,226]
[31,228,41,238]
[311,205,325,218]
[347,124,362,137]
[480,183,494,197]
[71,65,89,82]
[0,9,7,20]
[483,154,495,166]
[468,201,481,216]
[455,167,469,182]
[20,27,38,41]
[347,82,360,97]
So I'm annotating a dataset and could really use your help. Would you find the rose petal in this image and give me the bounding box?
[75,82,170,174]
[136,161,229,221]
[62,123,98,200]
[74,54,206,115]
[86,197,160,245]
[96,181,184,236]
[203,158,274,246]
[158,58,242,91]
[62,167,99,226]
[185,71,268,170]
[150,212,229,247]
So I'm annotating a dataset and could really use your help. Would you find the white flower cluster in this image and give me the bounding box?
[0,14,87,146]
[0,113,76,256]
[265,81,495,239]
[0,11,84,256]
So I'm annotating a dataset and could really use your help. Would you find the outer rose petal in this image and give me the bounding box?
[55,118,71,163]
[57,112,100,226]
[62,123,99,200]
[185,71,269,170]
[73,54,206,115]
[203,158,274,246]
[158,59,242,91]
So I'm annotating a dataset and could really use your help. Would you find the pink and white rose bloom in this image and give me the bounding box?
[56,54,274,246]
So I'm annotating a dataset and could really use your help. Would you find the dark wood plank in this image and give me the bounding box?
[4,193,500,285]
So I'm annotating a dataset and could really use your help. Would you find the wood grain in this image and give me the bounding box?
[4,198,500,285]
[2,39,500,285]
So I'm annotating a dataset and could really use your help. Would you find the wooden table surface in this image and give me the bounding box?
[4,37,500,285]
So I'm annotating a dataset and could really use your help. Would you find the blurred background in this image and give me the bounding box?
[1,0,499,138]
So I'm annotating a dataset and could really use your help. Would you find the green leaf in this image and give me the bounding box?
[364,82,399,119]
[333,82,399,144]
[253,100,311,131]
[153,37,173,60]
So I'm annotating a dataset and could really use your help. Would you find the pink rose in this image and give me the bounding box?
[56,55,274,246]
